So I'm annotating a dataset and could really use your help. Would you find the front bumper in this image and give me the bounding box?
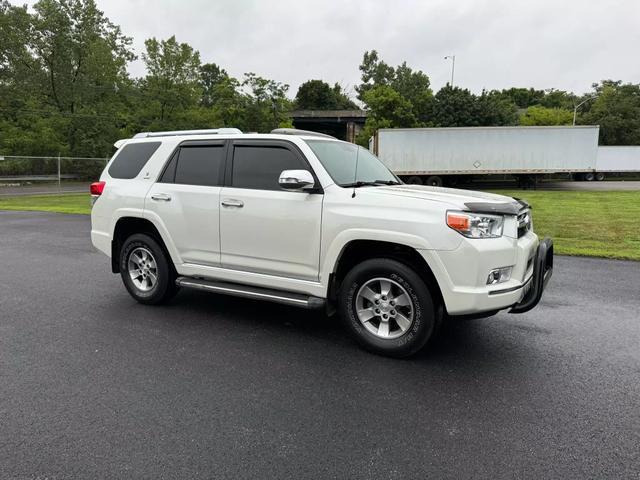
[419,232,553,316]
[509,237,553,313]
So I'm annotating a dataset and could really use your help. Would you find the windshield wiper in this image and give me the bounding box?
[341,180,401,188]
[373,179,402,185]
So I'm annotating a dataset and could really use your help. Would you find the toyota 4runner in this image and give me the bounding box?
[91,128,553,357]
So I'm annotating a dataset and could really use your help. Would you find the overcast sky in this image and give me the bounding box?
[13,0,640,97]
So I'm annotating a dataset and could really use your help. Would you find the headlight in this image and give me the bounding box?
[446,211,504,238]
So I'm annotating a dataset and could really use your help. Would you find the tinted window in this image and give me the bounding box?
[108,142,161,179]
[159,151,178,183]
[232,145,304,190]
[173,145,225,186]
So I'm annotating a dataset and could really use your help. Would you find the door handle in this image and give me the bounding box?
[151,193,172,202]
[221,198,244,208]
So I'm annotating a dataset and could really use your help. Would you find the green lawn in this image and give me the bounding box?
[489,190,640,261]
[0,193,91,215]
[1,190,639,261]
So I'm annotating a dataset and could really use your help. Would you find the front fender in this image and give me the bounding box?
[320,228,433,286]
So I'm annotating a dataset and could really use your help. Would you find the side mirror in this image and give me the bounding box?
[279,169,315,191]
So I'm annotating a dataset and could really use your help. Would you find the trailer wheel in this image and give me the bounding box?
[584,172,595,181]
[595,172,605,181]
[406,176,423,185]
[425,176,443,187]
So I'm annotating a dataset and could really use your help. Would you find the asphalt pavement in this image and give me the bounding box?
[1,211,639,479]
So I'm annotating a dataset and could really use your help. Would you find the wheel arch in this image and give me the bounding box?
[327,239,444,310]
[111,217,176,274]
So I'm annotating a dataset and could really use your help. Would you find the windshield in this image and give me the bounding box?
[306,140,400,187]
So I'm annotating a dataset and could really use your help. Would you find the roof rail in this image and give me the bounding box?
[270,128,336,139]
[133,128,242,139]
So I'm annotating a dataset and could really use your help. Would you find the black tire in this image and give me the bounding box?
[426,176,443,187]
[119,233,178,305]
[584,172,595,181]
[338,258,436,358]
[595,172,605,181]
[405,176,423,185]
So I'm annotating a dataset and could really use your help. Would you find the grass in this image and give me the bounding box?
[489,190,640,261]
[0,193,91,215]
[1,190,638,261]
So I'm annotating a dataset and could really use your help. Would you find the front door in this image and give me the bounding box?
[219,140,323,281]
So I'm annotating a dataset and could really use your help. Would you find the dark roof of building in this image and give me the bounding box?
[288,110,368,119]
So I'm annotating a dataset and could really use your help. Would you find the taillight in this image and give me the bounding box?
[90,181,106,196]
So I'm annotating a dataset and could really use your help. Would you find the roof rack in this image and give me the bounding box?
[133,128,242,139]
[270,128,336,139]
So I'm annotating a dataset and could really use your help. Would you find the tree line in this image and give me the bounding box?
[1,0,639,158]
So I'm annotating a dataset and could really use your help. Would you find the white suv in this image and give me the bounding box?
[91,128,553,357]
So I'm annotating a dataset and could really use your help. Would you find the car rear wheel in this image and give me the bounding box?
[119,233,177,305]
[338,258,436,357]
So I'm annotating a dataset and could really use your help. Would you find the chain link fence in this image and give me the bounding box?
[0,155,109,189]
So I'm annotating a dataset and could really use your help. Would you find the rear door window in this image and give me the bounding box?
[108,142,161,179]
[162,144,225,187]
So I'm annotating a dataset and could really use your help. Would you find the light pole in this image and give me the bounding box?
[444,55,455,87]
[573,95,597,125]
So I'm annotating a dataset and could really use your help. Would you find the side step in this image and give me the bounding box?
[175,276,326,310]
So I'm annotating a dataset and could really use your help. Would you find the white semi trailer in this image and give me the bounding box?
[370,126,601,186]
[592,146,640,181]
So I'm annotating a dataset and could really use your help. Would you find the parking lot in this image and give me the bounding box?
[1,211,639,479]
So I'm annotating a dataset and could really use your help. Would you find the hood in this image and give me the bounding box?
[361,185,526,213]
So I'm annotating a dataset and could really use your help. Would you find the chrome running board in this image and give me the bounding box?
[175,276,326,310]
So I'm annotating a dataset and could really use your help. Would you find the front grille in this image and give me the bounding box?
[517,210,532,238]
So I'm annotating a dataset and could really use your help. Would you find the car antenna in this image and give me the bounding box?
[351,146,360,198]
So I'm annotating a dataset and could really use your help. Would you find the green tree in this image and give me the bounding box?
[539,89,576,109]
[355,50,433,143]
[331,83,358,110]
[0,0,134,156]
[580,80,640,145]
[474,90,518,126]
[429,85,477,126]
[241,73,292,132]
[356,85,418,145]
[391,61,432,122]
[492,87,546,109]
[294,79,358,110]
[519,105,573,125]
[356,50,396,102]
[199,62,229,107]
[141,35,201,128]
[0,1,37,104]
[356,51,433,120]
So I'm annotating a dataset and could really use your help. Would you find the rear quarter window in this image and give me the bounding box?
[108,142,161,179]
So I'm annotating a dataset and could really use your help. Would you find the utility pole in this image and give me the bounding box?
[444,55,456,86]
[573,95,598,125]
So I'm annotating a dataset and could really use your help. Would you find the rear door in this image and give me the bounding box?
[219,140,323,281]
[145,140,226,267]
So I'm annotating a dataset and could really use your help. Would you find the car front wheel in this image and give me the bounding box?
[338,258,437,357]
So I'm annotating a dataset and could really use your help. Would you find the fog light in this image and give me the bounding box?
[487,267,512,285]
